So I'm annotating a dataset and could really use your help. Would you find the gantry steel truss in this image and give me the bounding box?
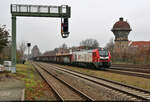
[11,4,71,73]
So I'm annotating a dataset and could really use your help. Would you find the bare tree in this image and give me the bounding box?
[80,38,99,49]
[105,38,114,52]
[59,43,67,49]
[58,43,69,54]
[105,38,115,61]
[19,41,27,59]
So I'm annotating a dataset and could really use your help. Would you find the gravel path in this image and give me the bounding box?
[36,65,85,101]
[0,75,25,101]
[41,63,136,101]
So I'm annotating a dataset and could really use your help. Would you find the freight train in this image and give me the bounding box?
[34,48,111,69]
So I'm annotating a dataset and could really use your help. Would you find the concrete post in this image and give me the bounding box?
[11,16,16,73]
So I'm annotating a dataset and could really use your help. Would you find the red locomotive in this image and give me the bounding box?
[71,48,111,68]
[35,48,111,69]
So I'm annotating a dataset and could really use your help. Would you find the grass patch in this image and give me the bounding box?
[7,62,50,101]
[55,64,150,91]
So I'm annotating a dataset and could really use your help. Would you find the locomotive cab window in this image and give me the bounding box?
[99,50,108,56]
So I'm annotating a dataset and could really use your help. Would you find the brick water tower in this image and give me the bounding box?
[111,17,132,51]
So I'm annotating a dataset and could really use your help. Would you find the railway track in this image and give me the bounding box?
[37,62,150,101]
[43,62,150,79]
[112,64,150,69]
[31,62,94,101]
[110,66,150,73]
[107,68,150,79]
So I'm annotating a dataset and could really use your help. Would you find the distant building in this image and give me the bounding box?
[31,45,41,57]
[111,17,150,59]
[111,17,132,52]
[128,41,150,48]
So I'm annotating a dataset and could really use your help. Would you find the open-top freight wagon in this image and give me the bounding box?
[34,48,111,69]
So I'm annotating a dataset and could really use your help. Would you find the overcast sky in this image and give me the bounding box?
[0,0,150,53]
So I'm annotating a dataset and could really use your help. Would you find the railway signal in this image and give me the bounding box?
[27,43,31,60]
[61,18,70,38]
[27,43,31,47]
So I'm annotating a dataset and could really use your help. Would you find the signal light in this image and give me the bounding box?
[61,18,69,38]
[27,43,31,47]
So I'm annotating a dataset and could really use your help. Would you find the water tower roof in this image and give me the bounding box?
[112,17,131,31]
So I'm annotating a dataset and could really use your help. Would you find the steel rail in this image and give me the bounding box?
[33,62,94,101]
[40,62,150,101]
[31,62,64,101]
[112,64,150,68]
[111,66,150,72]
[107,68,150,79]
